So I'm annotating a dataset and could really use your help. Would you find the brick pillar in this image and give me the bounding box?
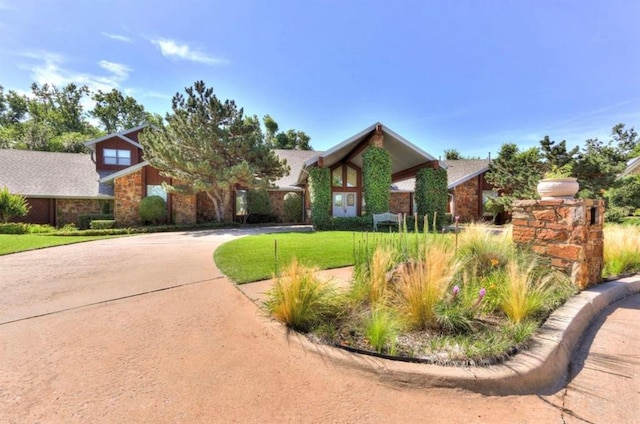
[512,199,604,290]
[368,123,384,148]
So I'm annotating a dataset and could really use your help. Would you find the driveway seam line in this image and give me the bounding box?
[0,276,224,326]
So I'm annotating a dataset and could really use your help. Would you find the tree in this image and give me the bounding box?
[91,89,148,133]
[28,83,91,134]
[606,174,640,212]
[139,81,289,222]
[485,143,543,210]
[539,136,578,171]
[444,149,462,160]
[263,114,313,150]
[574,123,638,198]
[0,187,30,223]
[0,85,28,126]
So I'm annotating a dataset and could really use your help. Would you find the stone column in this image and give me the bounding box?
[512,199,604,290]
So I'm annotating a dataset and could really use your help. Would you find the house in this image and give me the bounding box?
[0,122,494,226]
[0,149,112,226]
[621,156,640,177]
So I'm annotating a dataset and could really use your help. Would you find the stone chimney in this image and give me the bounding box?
[368,123,384,148]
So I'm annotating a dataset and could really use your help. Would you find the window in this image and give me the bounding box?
[332,167,343,187]
[147,185,167,202]
[103,148,131,166]
[346,166,357,187]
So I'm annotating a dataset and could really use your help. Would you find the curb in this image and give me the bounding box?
[278,275,640,395]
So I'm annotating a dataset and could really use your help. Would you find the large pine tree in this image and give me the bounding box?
[139,81,288,222]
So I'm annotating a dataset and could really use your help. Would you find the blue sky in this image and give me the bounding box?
[1,0,638,158]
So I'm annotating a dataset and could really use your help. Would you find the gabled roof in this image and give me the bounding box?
[99,161,150,183]
[272,149,320,191]
[297,122,441,185]
[392,159,491,192]
[0,149,113,198]
[84,124,148,149]
[621,156,640,178]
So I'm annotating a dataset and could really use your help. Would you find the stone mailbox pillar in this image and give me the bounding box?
[512,199,605,290]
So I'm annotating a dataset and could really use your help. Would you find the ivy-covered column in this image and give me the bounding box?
[415,167,448,229]
[308,167,331,229]
[362,147,392,214]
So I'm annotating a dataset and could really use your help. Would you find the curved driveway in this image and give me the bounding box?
[0,228,637,423]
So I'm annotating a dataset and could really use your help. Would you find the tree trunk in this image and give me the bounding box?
[206,191,223,222]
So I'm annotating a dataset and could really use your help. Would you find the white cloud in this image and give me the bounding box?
[101,32,133,43]
[150,38,226,65]
[18,51,132,93]
[98,60,132,82]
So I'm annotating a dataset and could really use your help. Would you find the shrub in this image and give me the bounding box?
[0,186,30,223]
[139,196,167,225]
[283,192,303,222]
[332,216,373,231]
[90,220,115,230]
[78,214,115,230]
[264,258,340,332]
[605,205,629,223]
[415,167,448,230]
[309,167,332,229]
[27,224,55,234]
[0,222,28,234]
[247,189,272,215]
[603,224,640,276]
[245,213,278,224]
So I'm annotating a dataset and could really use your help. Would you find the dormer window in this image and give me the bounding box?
[104,148,131,166]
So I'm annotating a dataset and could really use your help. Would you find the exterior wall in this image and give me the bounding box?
[17,198,54,225]
[196,192,217,222]
[512,199,605,290]
[56,199,105,227]
[114,170,143,226]
[95,137,142,173]
[269,191,286,221]
[452,176,481,222]
[172,194,197,225]
[389,192,411,214]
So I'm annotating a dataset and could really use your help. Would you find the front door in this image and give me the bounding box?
[332,192,357,217]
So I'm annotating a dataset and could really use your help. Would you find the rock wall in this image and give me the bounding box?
[512,199,604,290]
[56,199,104,227]
[114,170,143,226]
[172,194,197,225]
[390,192,411,214]
[452,177,480,222]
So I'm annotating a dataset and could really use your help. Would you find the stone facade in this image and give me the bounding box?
[172,193,197,225]
[56,199,105,226]
[196,192,217,222]
[512,199,605,290]
[114,170,143,226]
[389,192,411,214]
[452,176,480,222]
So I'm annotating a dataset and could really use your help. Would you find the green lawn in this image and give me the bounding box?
[214,231,365,283]
[0,234,118,255]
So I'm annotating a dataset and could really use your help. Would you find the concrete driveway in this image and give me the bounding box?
[0,228,637,423]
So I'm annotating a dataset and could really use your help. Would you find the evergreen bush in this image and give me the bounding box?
[283,192,303,223]
[309,167,332,229]
[139,195,167,225]
[415,167,448,230]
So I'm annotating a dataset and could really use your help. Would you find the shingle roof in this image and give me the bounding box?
[392,159,491,191]
[272,149,320,190]
[621,156,640,177]
[0,149,113,198]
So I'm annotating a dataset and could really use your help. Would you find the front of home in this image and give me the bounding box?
[0,122,495,227]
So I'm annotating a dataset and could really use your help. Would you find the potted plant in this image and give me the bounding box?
[537,164,579,200]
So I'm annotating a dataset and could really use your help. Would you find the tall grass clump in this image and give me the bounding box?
[499,256,570,324]
[603,224,640,276]
[456,223,513,277]
[396,240,455,329]
[351,245,396,305]
[264,258,340,332]
[364,306,404,354]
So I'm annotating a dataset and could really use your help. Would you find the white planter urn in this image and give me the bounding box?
[537,178,579,200]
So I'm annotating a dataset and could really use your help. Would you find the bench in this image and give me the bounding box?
[373,212,401,231]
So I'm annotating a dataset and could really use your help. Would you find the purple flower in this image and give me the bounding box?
[455,215,460,223]
[452,285,460,295]
[478,288,487,299]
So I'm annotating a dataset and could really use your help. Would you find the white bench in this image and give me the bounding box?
[373,212,401,231]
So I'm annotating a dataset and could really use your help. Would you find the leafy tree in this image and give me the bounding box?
[263,114,313,150]
[28,83,91,134]
[0,85,28,126]
[485,143,543,210]
[0,187,30,223]
[91,89,148,133]
[139,81,289,222]
[606,174,640,212]
[574,123,638,198]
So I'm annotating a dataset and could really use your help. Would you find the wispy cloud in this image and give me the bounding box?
[150,38,226,65]
[18,51,132,92]
[101,32,133,43]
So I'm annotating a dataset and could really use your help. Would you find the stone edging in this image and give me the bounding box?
[267,275,640,395]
